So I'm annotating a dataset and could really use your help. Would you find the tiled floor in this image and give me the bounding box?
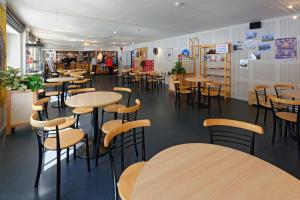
[1,75,299,200]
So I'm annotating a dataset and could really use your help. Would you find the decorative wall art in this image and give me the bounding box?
[249,52,261,60]
[262,34,274,42]
[166,48,173,61]
[244,40,257,50]
[246,31,257,40]
[258,43,272,51]
[240,59,249,69]
[216,44,229,54]
[153,48,158,55]
[275,37,297,59]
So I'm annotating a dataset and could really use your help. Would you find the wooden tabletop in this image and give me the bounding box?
[47,77,78,83]
[122,68,132,73]
[132,143,300,200]
[283,88,300,99]
[65,91,122,108]
[138,71,154,75]
[185,76,211,83]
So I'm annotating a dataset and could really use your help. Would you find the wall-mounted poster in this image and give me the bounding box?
[258,43,272,51]
[240,59,249,69]
[246,31,257,40]
[275,37,297,59]
[216,44,229,54]
[244,40,257,50]
[233,41,243,50]
[249,52,261,60]
[262,34,274,42]
[166,48,173,61]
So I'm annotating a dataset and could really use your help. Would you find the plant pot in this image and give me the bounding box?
[5,89,38,135]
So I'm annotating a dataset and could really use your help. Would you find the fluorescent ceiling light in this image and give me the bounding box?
[293,15,298,20]
[113,30,117,34]
[288,5,293,9]
[174,1,184,7]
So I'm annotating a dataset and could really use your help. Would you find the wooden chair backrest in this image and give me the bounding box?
[44,82,62,87]
[30,112,66,128]
[104,119,151,147]
[32,97,49,111]
[68,88,95,95]
[204,118,264,135]
[117,99,141,114]
[269,95,300,106]
[113,87,132,93]
[254,85,269,103]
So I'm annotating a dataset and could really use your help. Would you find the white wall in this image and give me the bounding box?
[124,14,300,101]
[7,33,21,68]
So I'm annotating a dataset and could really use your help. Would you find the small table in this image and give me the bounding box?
[132,143,300,200]
[185,77,211,108]
[138,71,154,90]
[283,88,300,99]
[65,91,122,158]
[47,77,78,107]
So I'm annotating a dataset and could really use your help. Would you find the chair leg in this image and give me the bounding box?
[75,114,80,129]
[264,108,268,123]
[133,129,139,157]
[56,149,61,200]
[208,96,211,114]
[272,117,277,144]
[85,135,91,172]
[66,148,69,163]
[73,145,77,159]
[218,96,222,113]
[34,145,43,187]
[109,153,117,200]
[255,107,260,125]
[95,130,101,167]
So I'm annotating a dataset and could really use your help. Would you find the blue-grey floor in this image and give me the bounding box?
[0,75,299,200]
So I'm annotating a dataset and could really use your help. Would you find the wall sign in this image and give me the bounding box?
[216,44,229,54]
[275,37,297,59]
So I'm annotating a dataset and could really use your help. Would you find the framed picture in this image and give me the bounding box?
[275,37,297,59]
[166,48,173,61]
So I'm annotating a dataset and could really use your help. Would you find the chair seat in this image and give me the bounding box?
[179,89,192,94]
[101,120,123,134]
[118,162,146,200]
[202,90,219,96]
[104,104,126,113]
[73,107,93,115]
[68,85,80,89]
[45,91,61,97]
[259,100,272,108]
[45,116,76,131]
[276,112,297,123]
[179,86,190,90]
[44,129,85,150]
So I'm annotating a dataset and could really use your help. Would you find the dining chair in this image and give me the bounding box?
[102,87,132,120]
[202,82,222,114]
[203,118,264,155]
[30,112,90,200]
[44,82,63,113]
[68,88,96,128]
[274,83,296,98]
[103,120,151,200]
[254,85,271,124]
[96,99,141,166]
[174,81,193,110]
[269,95,300,147]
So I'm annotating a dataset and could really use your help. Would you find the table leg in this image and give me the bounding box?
[77,107,106,159]
[60,82,66,108]
[198,82,208,108]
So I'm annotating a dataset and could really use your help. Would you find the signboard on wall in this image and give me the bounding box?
[216,44,229,54]
[275,37,297,59]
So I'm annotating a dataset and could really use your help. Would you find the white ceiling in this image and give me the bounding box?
[7,0,300,50]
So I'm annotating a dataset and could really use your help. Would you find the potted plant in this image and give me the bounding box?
[168,61,186,80]
[0,67,44,135]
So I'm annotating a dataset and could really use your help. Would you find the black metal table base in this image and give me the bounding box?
[77,138,108,159]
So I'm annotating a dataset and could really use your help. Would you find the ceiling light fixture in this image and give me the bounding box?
[174,1,184,7]
[293,15,298,20]
[84,42,90,46]
[131,42,135,45]
[288,4,293,9]
[113,30,117,34]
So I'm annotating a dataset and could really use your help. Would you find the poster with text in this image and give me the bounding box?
[275,37,297,59]
[166,48,173,61]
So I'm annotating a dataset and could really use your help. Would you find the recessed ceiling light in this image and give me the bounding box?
[121,42,127,45]
[293,15,298,20]
[288,5,293,9]
[131,42,135,45]
[174,1,184,7]
[84,42,89,46]
[113,30,117,34]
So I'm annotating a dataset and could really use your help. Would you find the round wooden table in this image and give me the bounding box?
[185,77,212,108]
[132,143,300,200]
[47,77,79,107]
[65,91,122,158]
[283,88,300,99]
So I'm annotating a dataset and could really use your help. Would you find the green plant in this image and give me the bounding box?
[0,67,27,91]
[23,74,44,92]
[0,67,44,92]
[168,61,186,76]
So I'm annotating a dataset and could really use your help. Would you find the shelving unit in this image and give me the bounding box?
[200,44,232,99]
